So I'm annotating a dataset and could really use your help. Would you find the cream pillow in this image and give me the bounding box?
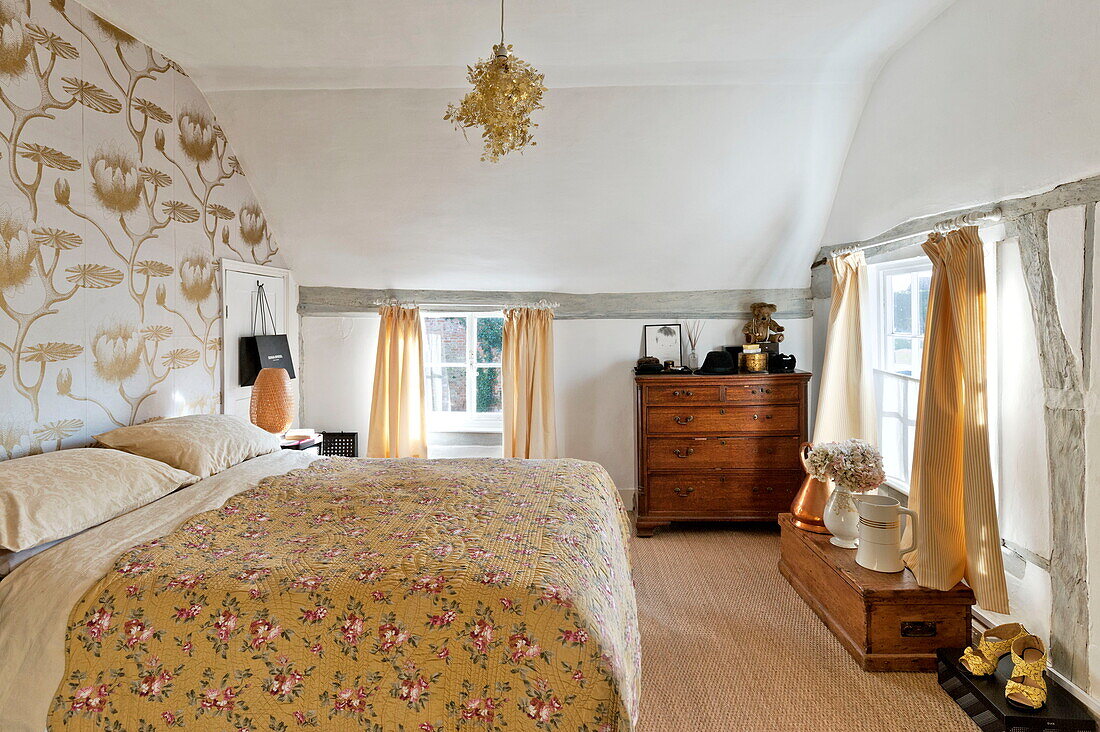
[0,448,198,553]
[95,414,280,478]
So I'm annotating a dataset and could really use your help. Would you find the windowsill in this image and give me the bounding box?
[882,475,910,493]
[872,367,921,383]
[879,479,910,506]
[429,425,503,434]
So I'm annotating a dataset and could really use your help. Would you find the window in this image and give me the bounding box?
[870,258,932,491]
[423,313,503,431]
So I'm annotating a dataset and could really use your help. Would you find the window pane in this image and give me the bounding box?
[875,371,921,489]
[476,367,502,412]
[917,273,931,336]
[881,414,907,481]
[427,366,467,411]
[889,273,913,334]
[424,317,467,363]
[476,317,503,363]
[890,336,915,376]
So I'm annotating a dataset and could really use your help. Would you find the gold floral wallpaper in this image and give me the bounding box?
[0,0,283,460]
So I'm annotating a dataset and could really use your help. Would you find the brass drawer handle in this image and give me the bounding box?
[672,448,694,458]
[752,486,776,493]
[673,486,695,497]
[673,415,694,425]
[671,390,694,397]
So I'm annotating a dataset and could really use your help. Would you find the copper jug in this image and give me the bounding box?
[790,442,832,534]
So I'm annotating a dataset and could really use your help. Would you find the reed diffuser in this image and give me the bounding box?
[685,320,704,371]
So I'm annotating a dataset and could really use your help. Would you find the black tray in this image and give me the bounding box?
[937,648,1096,731]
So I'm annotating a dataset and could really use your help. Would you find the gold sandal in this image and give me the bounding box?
[959,622,1027,675]
[1005,635,1048,710]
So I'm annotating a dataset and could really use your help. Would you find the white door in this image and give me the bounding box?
[222,266,292,420]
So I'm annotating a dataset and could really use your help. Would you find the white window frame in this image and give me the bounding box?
[874,258,931,378]
[422,312,503,433]
[868,257,933,493]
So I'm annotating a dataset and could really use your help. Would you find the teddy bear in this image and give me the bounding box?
[742,302,785,343]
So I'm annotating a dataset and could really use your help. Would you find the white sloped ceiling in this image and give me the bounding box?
[77,0,954,292]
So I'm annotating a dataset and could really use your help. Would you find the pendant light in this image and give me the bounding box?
[444,0,546,162]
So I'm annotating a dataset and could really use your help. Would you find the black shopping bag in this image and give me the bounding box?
[239,283,295,386]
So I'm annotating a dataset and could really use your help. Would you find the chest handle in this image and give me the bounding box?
[673,415,694,425]
[672,448,694,458]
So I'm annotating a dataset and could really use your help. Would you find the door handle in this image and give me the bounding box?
[673,415,694,425]
[672,448,694,458]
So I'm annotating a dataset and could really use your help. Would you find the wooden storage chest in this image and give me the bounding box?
[779,513,974,672]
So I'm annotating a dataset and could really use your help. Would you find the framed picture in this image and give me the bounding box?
[644,323,682,366]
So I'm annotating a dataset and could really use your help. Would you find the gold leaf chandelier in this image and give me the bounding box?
[445,0,546,163]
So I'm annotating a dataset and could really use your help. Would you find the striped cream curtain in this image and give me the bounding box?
[366,305,428,458]
[502,307,557,458]
[813,251,876,442]
[906,226,1008,613]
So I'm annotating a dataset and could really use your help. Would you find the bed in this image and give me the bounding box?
[0,449,639,731]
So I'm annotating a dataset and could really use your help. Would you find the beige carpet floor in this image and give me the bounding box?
[632,523,978,731]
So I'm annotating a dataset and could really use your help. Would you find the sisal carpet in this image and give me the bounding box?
[632,523,978,731]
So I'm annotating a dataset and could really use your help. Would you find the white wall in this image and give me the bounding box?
[823,0,1100,246]
[300,316,379,443]
[981,233,1054,653]
[554,318,813,496]
[300,315,813,500]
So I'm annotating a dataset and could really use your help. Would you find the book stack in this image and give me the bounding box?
[281,429,320,448]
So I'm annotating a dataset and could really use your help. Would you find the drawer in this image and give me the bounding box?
[643,385,722,404]
[646,404,800,434]
[645,435,802,470]
[645,471,801,515]
[722,380,802,404]
[868,604,971,657]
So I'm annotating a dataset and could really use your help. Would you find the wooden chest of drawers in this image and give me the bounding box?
[634,372,811,537]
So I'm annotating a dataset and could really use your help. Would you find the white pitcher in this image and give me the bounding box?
[854,495,918,573]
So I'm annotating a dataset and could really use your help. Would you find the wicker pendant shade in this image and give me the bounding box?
[250,367,295,433]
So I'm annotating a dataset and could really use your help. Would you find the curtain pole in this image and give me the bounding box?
[831,206,1003,258]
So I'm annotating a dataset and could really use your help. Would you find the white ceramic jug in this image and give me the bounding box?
[854,495,918,573]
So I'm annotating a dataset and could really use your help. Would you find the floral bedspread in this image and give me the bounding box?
[48,458,639,731]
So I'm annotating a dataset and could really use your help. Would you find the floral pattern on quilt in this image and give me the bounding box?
[48,458,639,731]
